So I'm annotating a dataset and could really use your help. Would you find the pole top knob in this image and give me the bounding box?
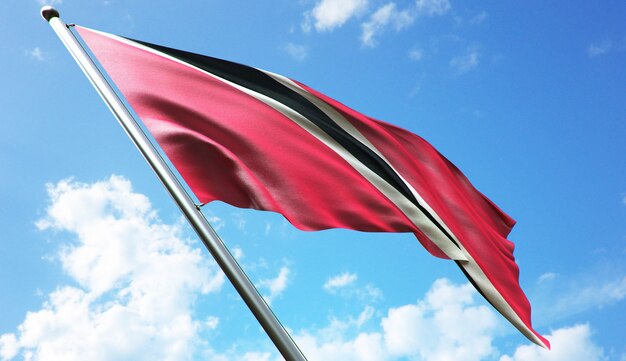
[41,6,60,22]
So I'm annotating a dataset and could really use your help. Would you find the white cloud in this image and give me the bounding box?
[0,335,18,360]
[304,0,369,32]
[300,281,607,361]
[295,306,384,361]
[355,306,376,327]
[621,193,626,205]
[382,278,498,361]
[285,42,309,61]
[500,324,605,361]
[296,331,387,361]
[26,47,47,61]
[360,0,450,47]
[450,47,479,73]
[258,266,290,304]
[324,272,358,291]
[587,41,612,57]
[1,176,225,360]
[296,278,501,361]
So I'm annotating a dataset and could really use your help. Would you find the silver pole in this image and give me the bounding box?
[41,6,306,361]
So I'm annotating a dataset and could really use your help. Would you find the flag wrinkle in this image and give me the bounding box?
[140,89,421,233]
[145,116,280,212]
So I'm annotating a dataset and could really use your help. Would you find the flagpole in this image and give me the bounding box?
[41,6,306,361]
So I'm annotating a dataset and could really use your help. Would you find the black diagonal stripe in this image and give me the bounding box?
[456,261,494,309]
[127,37,459,249]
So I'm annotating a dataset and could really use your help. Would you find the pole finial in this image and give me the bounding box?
[41,6,60,22]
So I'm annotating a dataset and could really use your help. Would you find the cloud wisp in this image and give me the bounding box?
[450,46,479,74]
[285,42,309,62]
[361,3,414,47]
[258,266,291,305]
[587,41,612,57]
[324,272,358,291]
[361,0,451,47]
[26,47,47,62]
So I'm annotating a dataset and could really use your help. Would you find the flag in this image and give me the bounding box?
[76,26,549,348]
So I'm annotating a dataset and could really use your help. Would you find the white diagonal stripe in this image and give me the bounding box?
[263,70,546,348]
[263,70,466,260]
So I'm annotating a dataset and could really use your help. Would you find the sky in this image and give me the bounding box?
[1,0,625,360]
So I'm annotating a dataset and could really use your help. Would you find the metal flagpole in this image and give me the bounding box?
[41,6,307,361]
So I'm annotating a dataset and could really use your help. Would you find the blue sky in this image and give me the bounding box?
[1,0,625,360]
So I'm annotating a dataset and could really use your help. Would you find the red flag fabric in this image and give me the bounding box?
[76,26,549,348]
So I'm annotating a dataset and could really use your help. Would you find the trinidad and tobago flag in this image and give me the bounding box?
[76,26,549,348]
